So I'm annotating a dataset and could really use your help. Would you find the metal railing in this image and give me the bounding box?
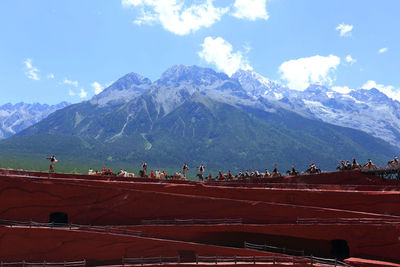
[303,256,352,267]
[123,256,180,265]
[78,225,142,236]
[244,241,304,256]
[0,260,85,267]
[141,218,242,225]
[0,219,76,228]
[122,255,350,266]
[243,242,353,266]
[0,219,142,236]
[297,217,400,224]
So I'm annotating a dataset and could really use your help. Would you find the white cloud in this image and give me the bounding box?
[362,80,400,101]
[243,42,252,54]
[79,88,88,98]
[63,78,79,87]
[231,0,269,21]
[24,58,40,80]
[91,81,104,95]
[279,55,341,91]
[68,88,87,98]
[378,47,388,54]
[332,86,353,94]
[198,36,252,76]
[133,10,158,25]
[336,23,353,37]
[122,0,229,35]
[345,55,356,64]
[47,73,55,79]
[122,0,143,6]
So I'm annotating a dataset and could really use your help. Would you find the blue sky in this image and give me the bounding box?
[0,0,399,105]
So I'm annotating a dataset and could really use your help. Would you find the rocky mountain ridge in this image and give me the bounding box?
[0,102,70,140]
[234,69,400,149]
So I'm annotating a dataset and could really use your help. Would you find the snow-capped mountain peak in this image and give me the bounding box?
[232,69,290,100]
[157,64,230,86]
[91,72,152,106]
[233,69,400,149]
[151,66,255,115]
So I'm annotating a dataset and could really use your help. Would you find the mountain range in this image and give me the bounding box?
[0,65,398,175]
[0,102,70,140]
[234,70,400,149]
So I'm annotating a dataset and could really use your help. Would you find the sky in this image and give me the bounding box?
[0,0,399,105]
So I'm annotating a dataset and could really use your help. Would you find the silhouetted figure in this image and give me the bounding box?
[305,162,321,174]
[337,160,346,171]
[363,159,377,169]
[197,164,205,180]
[182,162,189,177]
[46,155,57,173]
[286,166,299,176]
[218,170,224,180]
[271,164,281,177]
[264,168,270,178]
[388,156,399,167]
[142,161,148,176]
[352,158,360,169]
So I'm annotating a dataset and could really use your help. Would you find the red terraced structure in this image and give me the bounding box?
[0,167,399,266]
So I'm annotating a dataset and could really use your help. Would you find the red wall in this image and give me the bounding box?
[0,175,391,225]
[0,226,277,265]
[122,224,400,263]
[0,169,399,266]
[69,179,400,216]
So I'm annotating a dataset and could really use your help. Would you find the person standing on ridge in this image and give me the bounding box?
[46,155,57,173]
[182,162,189,178]
[271,164,280,177]
[352,158,360,169]
[197,164,205,180]
[142,160,148,176]
[218,170,224,180]
[264,168,270,178]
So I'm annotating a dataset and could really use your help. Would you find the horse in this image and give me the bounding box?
[174,172,186,180]
[271,171,281,177]
[197,173,204,181]
[388,158,399,167]
[286,169,299,176]
[351,163,360,169]
[304,167,321,174]
[362,162,377,169]
[262,168,271,178]
[124,172,135,178]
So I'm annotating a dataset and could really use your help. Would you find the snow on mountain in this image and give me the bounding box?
[285,86,400,148]
[232,69,293,100]
[151,65,259,115]
[89,65,400,149]
[90,72,152,106]
[0,102,70,139]
[10,65,398,151]
[232,69,400,149]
